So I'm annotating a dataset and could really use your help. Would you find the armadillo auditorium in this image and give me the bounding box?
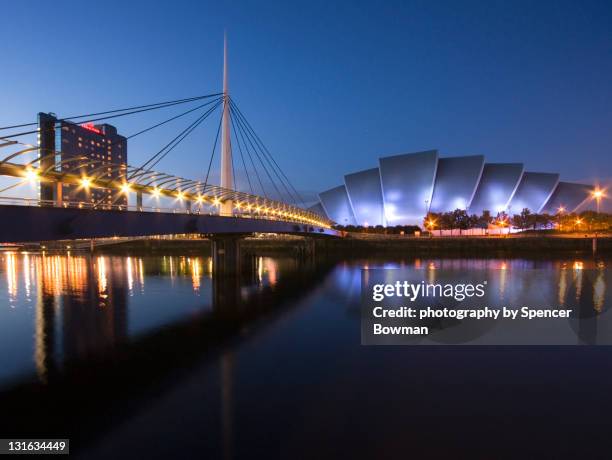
[309,150,597,227]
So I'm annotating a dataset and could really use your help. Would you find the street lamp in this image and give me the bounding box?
[24,168,39,183]
[557,206,565,232]
[575,217,583,232]
[592,188,605,214]
[426,218,436,237]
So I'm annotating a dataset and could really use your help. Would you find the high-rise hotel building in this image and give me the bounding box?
[38,112,128,207]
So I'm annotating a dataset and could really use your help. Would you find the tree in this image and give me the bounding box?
[467,214,480,229]
[512,208,531,230]
[452,209,470,230]
[477,210,492,228]
[495,211,509,225]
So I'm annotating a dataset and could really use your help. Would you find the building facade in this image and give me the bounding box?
[38,112,128,207]
[316,150,594,226]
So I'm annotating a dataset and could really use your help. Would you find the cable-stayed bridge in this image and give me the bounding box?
[0,44,337,249]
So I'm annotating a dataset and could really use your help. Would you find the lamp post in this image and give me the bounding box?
[498,218,508,237]
[592,189,604,214]
[557,206,565,232]
[426,218,436,238]
[575,218,583,232]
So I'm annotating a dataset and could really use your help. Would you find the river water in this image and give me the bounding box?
[0,251,610,458]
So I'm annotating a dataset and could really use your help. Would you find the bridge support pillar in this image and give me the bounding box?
[211,234,249,310]
[211,234,245,276]
[295,237,317,269]
[136,191,143,211]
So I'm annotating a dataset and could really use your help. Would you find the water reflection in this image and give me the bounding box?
[0,252,293,390]
[0,252,609,457]
[0,253,609,383]
[6,253,17,303]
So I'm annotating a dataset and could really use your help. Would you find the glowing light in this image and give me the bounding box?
[120,183,131,194]
[591,188,606,213]
[212,197,221,206]
[126,257,134,293]
[196,195,204,203]
[557,206,565,214]
[80,177,91,188]
[97,256,107,296]
[575,218,583,225]
[176,191,184,200]
[24,168,39,183]
[573,261,584,270]
[80,122,102,134]
[152,188,161,197]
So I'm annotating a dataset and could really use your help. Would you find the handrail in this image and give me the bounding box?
[0,195,329,227]
[0,160,333,227]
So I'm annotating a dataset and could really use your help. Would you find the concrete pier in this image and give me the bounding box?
[211,234,246,276]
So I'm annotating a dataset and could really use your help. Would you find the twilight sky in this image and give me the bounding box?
[1,0,611,205]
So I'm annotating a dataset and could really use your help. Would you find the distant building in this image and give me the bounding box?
[316,150,594,226]
[38,112,128,206]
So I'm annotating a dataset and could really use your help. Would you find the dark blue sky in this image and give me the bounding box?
[1,0,611,202]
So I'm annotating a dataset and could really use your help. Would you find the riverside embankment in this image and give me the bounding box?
[78,233,612,257]
[314,234,612,256]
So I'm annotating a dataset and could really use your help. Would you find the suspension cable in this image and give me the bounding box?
[126,97,222,139]
[228,108,253,194]
[229,98,305,206]
[0,93,223,139]
[204,105,224,188]
[147,102,221,172]
[231,98,305,206]
[0,93,222,132]
[229,104,267,197]
[230,103,284,200]
[131,99,223,178]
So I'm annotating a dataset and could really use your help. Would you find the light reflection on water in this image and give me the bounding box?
[0,253,608,390]
[0,252,285,389]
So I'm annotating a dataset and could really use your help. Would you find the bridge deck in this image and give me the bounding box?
[0,205,340,242]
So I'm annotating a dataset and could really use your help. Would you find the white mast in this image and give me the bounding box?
[220,31,233,215]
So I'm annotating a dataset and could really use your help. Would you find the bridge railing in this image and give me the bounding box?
[0,151,334,228]
[0,196,330,227]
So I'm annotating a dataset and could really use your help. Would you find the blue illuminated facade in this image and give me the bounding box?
[344,167,385,226]
[379,150,438,226]
[316,151,593,226]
